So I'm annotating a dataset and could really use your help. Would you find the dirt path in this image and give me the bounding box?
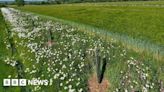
[88,74,110,92]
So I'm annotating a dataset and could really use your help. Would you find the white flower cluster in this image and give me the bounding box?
[1,8,91,92]
[114,57,155,92]
[4,57,17,67]
[1,7,159,92]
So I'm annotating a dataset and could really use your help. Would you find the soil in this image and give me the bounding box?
[47,40,54,47]
[88,74,110,92]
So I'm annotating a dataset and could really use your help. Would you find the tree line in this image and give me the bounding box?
[10,0,157,6]
[44,0,156,4]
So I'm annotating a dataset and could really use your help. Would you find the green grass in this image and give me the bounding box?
[15,1,164,46]
[0,10,20,92]
[1,7,164,92]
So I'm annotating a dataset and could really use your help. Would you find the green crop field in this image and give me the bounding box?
[0,1,164,92]
[16,1,164,46]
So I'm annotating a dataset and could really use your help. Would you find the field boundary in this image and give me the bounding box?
[16,9,164,61]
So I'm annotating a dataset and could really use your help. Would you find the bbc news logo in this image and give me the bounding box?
[3,79,49,86]
[3,79,26,86]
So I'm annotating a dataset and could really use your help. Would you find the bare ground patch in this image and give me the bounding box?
[88,74,110,92]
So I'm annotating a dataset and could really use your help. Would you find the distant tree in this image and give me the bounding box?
[0,3,6,7]
[56,0,62,4]
[15,0,24,6]
[41,1,49,4]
